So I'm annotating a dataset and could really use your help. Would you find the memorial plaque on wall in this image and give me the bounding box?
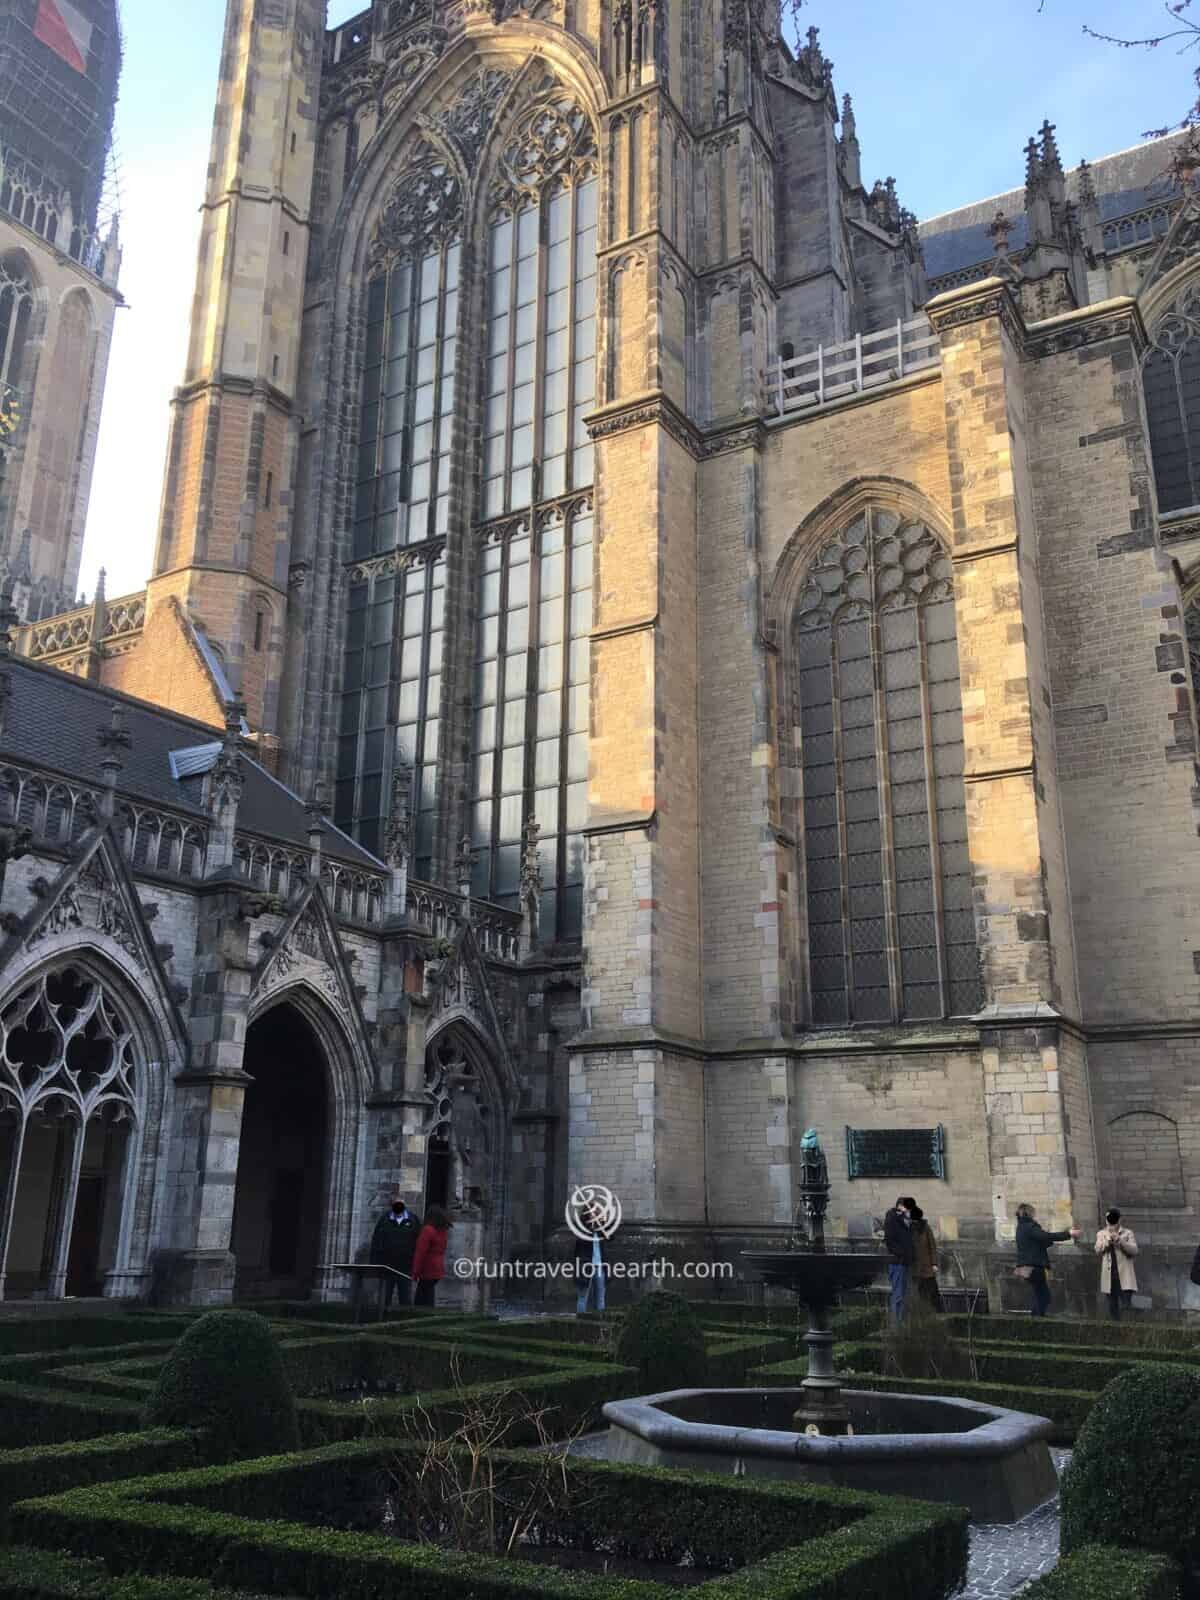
[845,1125,946,1181]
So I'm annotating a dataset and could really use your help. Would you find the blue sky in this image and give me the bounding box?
[81,0,1185,599]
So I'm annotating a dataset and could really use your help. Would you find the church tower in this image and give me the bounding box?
[147,0,324,747]
[0,0,123,621]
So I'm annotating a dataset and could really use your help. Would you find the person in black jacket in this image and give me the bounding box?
[1014,1202,1081,1318]
[370,1199,421,1310]
[883,1196,916,1322]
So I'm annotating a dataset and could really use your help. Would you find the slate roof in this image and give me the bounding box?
[1,656,384,872]
[920,132,1184,281]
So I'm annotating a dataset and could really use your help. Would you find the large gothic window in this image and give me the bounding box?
[793,509,982,1024]
[469,93,597,941]
[1144,286,1200,517]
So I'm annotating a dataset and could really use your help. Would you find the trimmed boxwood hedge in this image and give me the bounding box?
[1061,1364,1200,1591]
[0,1319,194,1360]
[144,1312,299,1463]
[1022,1545,1181,1599]
[9,1436,970,1600]
[615,1293,708,1394]
[0,1380,146,1447]
[942,1315,1199,1354]
[0,1546,288,1600]
[0,1431,198,1536]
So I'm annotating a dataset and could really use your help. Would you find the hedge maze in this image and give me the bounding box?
[0,1299,1194,1599]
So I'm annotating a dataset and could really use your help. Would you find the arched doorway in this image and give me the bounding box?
[0,963,142,1301]
[232,1003,329,1300]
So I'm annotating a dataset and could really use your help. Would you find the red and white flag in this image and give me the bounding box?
[33,0,93,75]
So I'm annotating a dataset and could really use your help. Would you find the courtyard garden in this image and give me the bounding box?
[0,1295,1193,1599]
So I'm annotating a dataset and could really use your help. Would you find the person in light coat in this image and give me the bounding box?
[1094,1208,1138,1320]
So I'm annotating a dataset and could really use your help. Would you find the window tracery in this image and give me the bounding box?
[1144,283,1200,517]
[0,965,141,1298]
[0,255,34,397]
[792,509,981,1025]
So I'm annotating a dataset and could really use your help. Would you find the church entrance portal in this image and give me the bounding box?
[232,1004,329,1300]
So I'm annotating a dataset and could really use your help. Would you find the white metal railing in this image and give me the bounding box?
[767,317,940,418]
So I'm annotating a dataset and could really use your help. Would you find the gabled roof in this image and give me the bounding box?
[2,656,384,872]
[920,132,1184,281]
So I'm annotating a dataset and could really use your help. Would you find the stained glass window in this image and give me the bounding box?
[794,509,982,1024]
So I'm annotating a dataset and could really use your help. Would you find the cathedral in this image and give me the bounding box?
[0,0,1198,1310]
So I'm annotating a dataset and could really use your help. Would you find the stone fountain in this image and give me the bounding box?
[602,1129,1060,1521]
[743,1127,888,1435]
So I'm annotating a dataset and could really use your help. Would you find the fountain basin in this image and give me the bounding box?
[602,1386,1058,1522]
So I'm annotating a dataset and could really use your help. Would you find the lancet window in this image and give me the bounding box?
[355,155,462,556]
[1144,285,1200,517]
[481,96,598,517]
[0,254,33,397]
[468,89,597,941]
[792,509,982,1024]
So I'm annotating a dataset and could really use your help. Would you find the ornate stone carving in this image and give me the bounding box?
[433,69,512,173]
[27,852,144,969]
[794,512,953,631]
[491,89,597,211]
[0,964,138,1124]
[368,151,462,273]
[385,760,413,870]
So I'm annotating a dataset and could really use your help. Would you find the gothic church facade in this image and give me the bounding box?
[2,0,1200,1307]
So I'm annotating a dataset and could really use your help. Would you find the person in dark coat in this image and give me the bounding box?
[883,1196,916,1322]
[370,1199,420,1309]
[1015,1202,1080,1318]
[411,1206,451,1308]
[910,1205,942,1312]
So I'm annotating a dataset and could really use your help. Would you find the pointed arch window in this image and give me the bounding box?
[481,95,598,518]
[793,508,982,1024]
[470,89,598,941]
[1144,285,1200,517]
[0,254,34,397]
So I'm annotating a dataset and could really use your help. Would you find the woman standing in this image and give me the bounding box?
[910,1206,942,1311]
[411,1206,451,1308]
[1015,1202,1081,1317]
[1094,1208,1138,1320]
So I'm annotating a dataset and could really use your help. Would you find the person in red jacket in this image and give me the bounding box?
[411,1206,452,1307]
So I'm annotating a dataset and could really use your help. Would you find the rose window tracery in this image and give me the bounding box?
[795,512,954,631]
[369,154,463,271]
[491,91,597,210]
